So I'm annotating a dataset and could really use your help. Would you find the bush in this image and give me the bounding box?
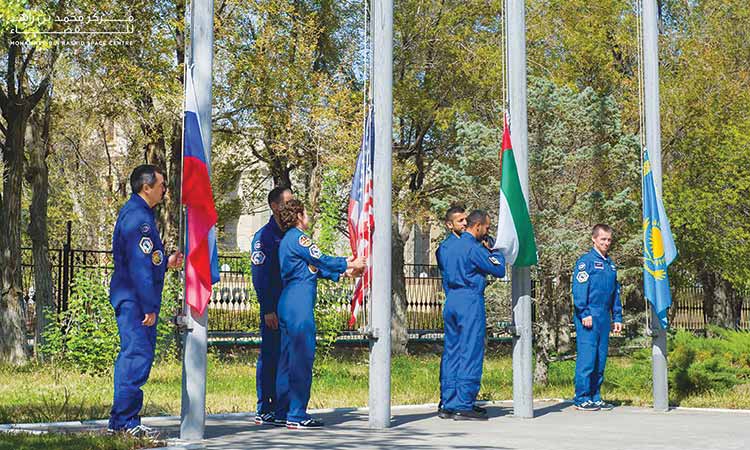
[42,269,184,374]
[42,270,119,374]
[668,328,750,400]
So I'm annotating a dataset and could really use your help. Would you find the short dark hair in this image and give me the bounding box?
[592,223,613,237]
[268,186,293,207]
[466,209,489,228]
[444,205,466,223]
[130,165,165,194]
[278,199,305,232]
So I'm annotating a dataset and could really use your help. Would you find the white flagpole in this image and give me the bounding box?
[180,0,215,440]
[642,0,669,412]
[369,0,393,430]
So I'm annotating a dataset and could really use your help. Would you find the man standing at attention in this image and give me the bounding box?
[250,186,294,426]
[109,165,183,437]
[436,205,466,418]
[572,224,623,411]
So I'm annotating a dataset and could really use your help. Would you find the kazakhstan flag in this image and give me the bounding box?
[642,147,677,329]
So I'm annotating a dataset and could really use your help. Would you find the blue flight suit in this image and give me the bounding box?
[439,232,506,412]
[572,248,623,405]
[108,194,167,430]
[274,227,347,423]
[436,232,461,409]
[250,216,284,415]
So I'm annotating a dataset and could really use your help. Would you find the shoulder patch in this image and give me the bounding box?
[139,237,153,254]
[309,244,322,259]
[140,223,151,235]
[298,235,312,248]
[251,250,266,265]
[308,264,319,274]
[611,264,616,270]
[254,240,262,250]
[594,261,605,270]
[578,262,586,271]
[489,256,501,266]
[576,271,589,283]
[152,250,164,266]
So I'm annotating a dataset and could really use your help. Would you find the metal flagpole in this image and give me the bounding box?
[641,0,669,412]
[369,0,392,430]
[180,0,215,440]
[507,0,534,419]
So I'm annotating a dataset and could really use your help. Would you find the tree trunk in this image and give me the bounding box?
[701,269,740,330]
[27,96,54,360]
[390,218,409,354]
[0,105,30,364]
[533,276,554,384]
[167,0,186,249]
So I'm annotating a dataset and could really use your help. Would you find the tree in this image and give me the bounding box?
[0,0,55,364]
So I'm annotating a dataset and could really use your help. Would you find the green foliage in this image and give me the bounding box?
[315,168,348,254]
[0,432,160,450]
[668,329,750,399]
[315,280,351,358]
[41,271,119,375]
[42,269,184,373]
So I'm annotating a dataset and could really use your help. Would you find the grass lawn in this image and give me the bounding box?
[2,349,749,427]
[0,432,161,450]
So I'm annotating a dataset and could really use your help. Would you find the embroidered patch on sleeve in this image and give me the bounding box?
[308,265,319,274]
[251,251,266,265]
[576,271,589,283]
[578,262,586,271]
[140,223,151,235]
[139,237,153,254]
[298,235,312,248]
[254,240,262,250]
[309,244,322,259]
[152,250,164,266]
[489,256,501,266]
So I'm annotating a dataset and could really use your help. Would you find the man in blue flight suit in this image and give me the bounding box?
[572,223,623,411]
[436,205,466,418]
[250,186,294,426]
[439,209,506,421]
[108,165,182,437]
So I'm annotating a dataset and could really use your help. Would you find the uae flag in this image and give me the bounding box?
[492,113,538,267]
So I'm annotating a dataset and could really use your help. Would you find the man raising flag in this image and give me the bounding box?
[493,114,538,267]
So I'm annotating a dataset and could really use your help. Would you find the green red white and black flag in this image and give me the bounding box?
[492,114,538,267]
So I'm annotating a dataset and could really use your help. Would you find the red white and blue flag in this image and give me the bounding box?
[347,107,375,327]
[182,69,220,315]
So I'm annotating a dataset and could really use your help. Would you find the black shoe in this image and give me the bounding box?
[254,412,275,425]
[286,418,324,429]
[437,407,455,419]
[593,400,614,411]
[472,405,487,415]
[453,409,488,421]
[574,401,600,412]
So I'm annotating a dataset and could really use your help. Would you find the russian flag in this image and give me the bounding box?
[182,69,220,315]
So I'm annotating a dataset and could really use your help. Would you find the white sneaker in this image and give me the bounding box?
[126,424,160,439]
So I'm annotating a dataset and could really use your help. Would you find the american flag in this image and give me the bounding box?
[347,107,375,327]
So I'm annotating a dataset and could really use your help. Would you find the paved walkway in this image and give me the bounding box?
[3,401,749,449]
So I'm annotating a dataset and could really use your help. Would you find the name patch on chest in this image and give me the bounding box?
[594,261,605,270]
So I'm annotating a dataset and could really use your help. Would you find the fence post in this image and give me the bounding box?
[61,220,72,312]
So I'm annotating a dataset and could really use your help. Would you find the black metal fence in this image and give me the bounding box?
[19,232,749,335]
